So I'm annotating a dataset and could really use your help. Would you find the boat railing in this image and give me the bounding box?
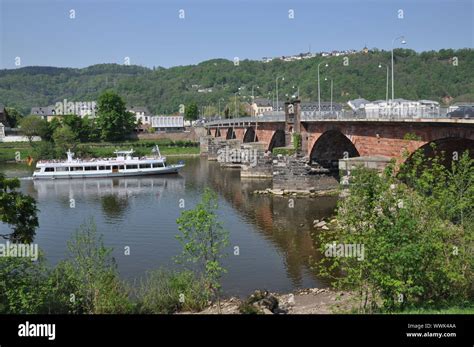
[38,156,166,165]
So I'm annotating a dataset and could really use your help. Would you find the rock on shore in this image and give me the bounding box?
[195,288,353,314]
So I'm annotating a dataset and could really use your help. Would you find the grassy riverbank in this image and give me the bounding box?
[0,139,199,162]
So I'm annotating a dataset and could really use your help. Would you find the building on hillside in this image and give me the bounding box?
[251,98,273,116]
[31,101,97,121]
[151,115,184,132]
[127,106,152,131]
[30,106,58,121]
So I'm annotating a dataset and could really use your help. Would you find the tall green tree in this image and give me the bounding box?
[176,188,229,303]
[185,103,199,124]
[52,125,77,155]
[19,116,50,144]
[96,91,135,141]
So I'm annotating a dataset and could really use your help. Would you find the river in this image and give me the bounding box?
[0,157,338,297]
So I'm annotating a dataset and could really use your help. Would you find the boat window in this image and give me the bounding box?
[140,164,151,169]
[85,166,97,171]
[126,165,138,169]
[119,165,125,170]
[56,167,69,172]
[45,167,55,172]
[105,166,111,170]
[99,166,106,170]
[71,167,84,171]
[153,162,164,168]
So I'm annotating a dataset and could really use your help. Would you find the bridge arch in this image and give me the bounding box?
[268,129,286,151]
[243,127,258,143]
[310,130,360,169]
[404,137,474,168]
[226,127,236,140]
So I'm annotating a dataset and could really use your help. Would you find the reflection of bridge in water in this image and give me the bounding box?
[202,159,337,287]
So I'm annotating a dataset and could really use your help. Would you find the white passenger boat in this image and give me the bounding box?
[33,146,185,179]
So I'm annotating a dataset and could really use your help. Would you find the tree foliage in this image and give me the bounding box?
[316,152,473,312]
[96,91,135,141]
[0,49,472,116]
[0,174,38,243]
[176,188,229,297]
[184,103,199,122]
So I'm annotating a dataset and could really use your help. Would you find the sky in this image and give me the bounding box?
[0,0,473,69]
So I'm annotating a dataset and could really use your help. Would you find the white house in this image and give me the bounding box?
[127,106,152,126]
[251,98,273,116]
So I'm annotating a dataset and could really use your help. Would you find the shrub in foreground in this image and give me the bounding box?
[136,269,209,314]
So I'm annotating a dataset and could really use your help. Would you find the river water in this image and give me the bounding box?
[0,157,338,296]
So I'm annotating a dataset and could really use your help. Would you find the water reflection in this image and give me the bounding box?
[183,160,338,288]
[1,160,338,295]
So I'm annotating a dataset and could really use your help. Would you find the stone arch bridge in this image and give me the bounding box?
[204,116,474,168]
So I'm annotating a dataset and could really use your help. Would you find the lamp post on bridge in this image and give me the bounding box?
[378,63,389,104]
[391,36,406,101]
[292,85,300,99]
[218,98,224,119]
[276,76,284,112]
[324,77,333,112]
[251,85,259,103]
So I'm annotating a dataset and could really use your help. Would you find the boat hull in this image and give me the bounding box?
[33,164,185,180]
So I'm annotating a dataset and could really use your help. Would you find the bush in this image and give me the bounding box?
[272,147,295,156]
[0,255,52,314]
[137,269,209,313]
[51,220,134,314]
[316,157,473,312]
[32,141,56,160]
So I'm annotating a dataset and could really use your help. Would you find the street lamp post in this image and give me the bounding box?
[325,77,333,112]
[318,62,328,112]
[276,76,284,112]
[378,63,389,104]
[391,36,406,101]
[218,98,224,118]
[292,85,300,99]
[251,85,259,101]
[234,92,238,119]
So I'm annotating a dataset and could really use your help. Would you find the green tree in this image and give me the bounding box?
[5,107,23,128]
[96,91,135,141]
[176,188,229,304]
[19,116,49,144]
[52,220,133,314]
[0,174,38,243]
[0,255,51,314]
[185,103,199,124]
[316,157,473,312]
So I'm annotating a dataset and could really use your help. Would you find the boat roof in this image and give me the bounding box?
[114,149,134,155]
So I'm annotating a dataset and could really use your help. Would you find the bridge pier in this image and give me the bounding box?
[207,138,228,161]
[240,142,273,178]
[272,154,339,192]
[217,139,242,167]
